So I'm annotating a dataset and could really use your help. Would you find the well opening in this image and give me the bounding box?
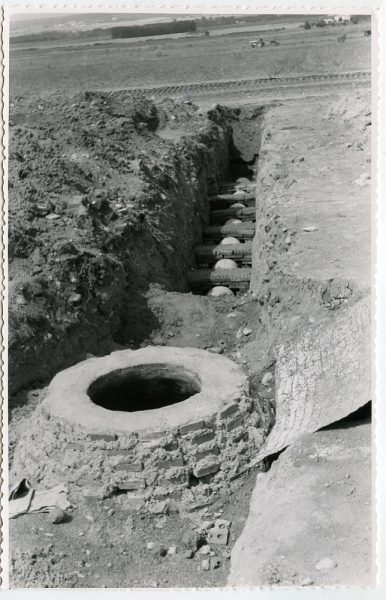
[87,363,201,412]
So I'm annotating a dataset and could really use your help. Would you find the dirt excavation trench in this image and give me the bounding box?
[9,92,372,587]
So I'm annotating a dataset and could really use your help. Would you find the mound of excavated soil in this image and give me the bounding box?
[9,94,241,393]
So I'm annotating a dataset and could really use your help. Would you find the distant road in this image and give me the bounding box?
[113,70,371,98]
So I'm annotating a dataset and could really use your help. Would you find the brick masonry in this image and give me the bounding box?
[11,388,267,513]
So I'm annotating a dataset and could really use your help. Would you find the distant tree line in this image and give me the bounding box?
[11,28,107,44]
[11,19,197,44]
[111,20,196,39]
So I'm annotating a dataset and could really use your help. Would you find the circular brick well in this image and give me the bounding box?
[11,347,266,512]
[88,363,202,412]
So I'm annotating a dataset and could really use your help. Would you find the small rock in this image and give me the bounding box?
[210,557,221,570]
[302,226,318,232]
[48,507,66,524]
[200,520,214,531]
[69,293,81,305]
[261,372,273,386]
[200,545,211,555]
[181,530,199,551]
[300,577,314,586]
[26,389,43,403]
[202,559,210,571]
[215,519,231,529]
[353,172,370,186]
[308,316,315,324]
[285,236,292,244]
[155,516,168,529]
[184,550,195,559]
[242,327,252,336]
[315,557,337,571]
[149,500,169,515]
[146,542,155,550]
[167,546,176,555]
[208,347,223,354]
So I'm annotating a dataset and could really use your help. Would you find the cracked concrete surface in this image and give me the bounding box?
[229,420,373,586]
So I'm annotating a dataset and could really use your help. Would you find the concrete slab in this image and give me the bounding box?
[228,421,373,586]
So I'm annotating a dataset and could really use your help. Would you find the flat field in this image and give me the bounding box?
[10,23,370,96]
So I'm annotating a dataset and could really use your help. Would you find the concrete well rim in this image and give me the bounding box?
[41,346,248,434]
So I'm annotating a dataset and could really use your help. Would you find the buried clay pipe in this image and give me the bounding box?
[220,236,240,245]
[214,259,239,270]
[207,286,235,297]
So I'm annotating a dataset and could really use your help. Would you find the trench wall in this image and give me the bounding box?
[249,114,291,293]
[9,105,237,393]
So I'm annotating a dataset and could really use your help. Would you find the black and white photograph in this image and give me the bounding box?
[1,1,381,591]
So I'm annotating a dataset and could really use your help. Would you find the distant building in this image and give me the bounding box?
[334,15,351,22]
